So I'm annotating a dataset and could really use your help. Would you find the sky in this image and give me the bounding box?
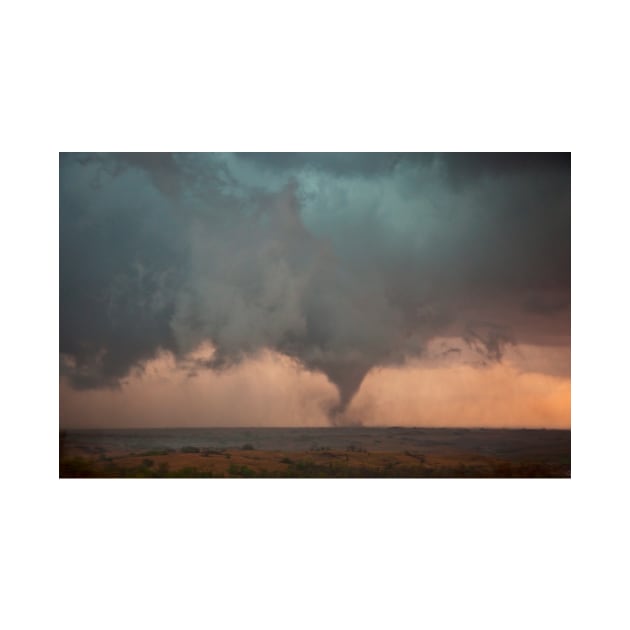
[59,153,570,429]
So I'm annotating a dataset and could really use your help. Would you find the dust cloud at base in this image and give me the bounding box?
[349,362,569,429]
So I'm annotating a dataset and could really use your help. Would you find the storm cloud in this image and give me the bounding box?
[59,153,570,424]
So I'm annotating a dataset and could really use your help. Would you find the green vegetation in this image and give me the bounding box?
[228,463,255,477]
[60,456,205,478]
[59,457,101,478]
[60,452,569,479]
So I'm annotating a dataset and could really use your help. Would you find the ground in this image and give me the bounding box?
[59,429,571,478]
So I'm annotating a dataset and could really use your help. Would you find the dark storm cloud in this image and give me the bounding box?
[59,152,570,422]
[436,152,570,183]
[522,292,571,316]
[463,322,515,363]
[234,151,570,184]
[59,154,186,388]
[233,152,402,176]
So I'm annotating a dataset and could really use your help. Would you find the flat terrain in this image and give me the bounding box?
[60,427,570,478]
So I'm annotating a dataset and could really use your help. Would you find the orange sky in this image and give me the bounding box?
[60,339,570,429]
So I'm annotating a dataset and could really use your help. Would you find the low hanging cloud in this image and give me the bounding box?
[59,339,570,429]
[60,153,570,425]
[60,347,338,428]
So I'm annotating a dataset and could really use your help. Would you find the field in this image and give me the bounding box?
[59,427,570,478]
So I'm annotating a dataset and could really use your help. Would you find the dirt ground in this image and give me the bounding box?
[60,443,570,478]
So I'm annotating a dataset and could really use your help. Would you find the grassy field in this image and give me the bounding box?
[60,442,570,478]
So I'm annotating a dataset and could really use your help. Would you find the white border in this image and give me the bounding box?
[4,1,629,629]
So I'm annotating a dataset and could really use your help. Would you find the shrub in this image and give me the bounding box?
[241,443,255,450]
[404,451,426,463]
[346,444,367,453]
[172,466,200,477]
[200,448,225,456]
[228,464,256,477]
[180,446,200,454]
[60,457,98,478]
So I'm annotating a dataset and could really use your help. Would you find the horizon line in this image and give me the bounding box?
[59,425,571,431]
